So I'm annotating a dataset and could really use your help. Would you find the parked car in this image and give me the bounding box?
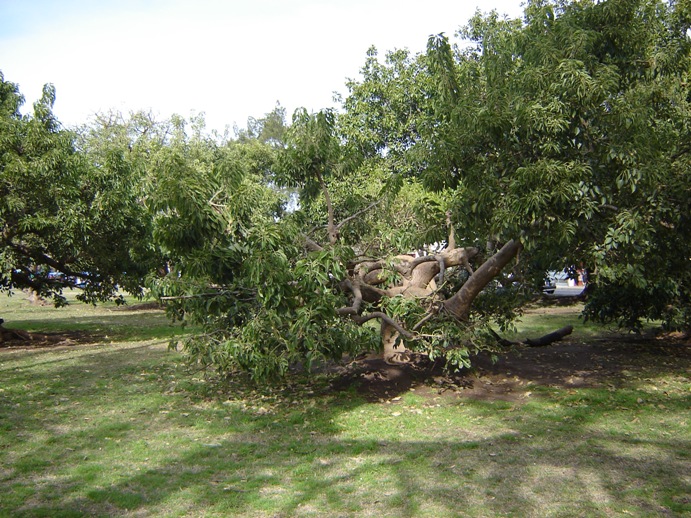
[542,278,556,294]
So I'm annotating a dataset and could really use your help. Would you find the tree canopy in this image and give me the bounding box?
[340,0,690,332]
[0,73,161,305]
[1,0,689,378]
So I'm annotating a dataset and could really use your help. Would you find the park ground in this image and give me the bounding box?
[0,291,689,517]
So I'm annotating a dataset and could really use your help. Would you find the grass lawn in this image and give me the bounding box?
[0,292,689,517]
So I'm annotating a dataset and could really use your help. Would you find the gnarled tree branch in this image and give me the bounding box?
[443,239,523,320]
[350,311,414,339]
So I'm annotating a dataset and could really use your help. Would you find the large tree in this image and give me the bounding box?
[154,0,689,379]
[342,0,690,332]
[419,0,691,331]
[0,74,159,306]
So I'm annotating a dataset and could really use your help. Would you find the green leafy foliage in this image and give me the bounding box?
[0,74,159,304]
[3,0,689,381]
[140,117,377,379]
[343,0,690,331]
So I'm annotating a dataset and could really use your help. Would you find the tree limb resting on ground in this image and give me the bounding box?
[490,325,574,348]
[524,325,574,347]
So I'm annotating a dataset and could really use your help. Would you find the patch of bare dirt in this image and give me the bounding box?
[333,334,690,402]
[0,330,99,349]
[112,301,163,311]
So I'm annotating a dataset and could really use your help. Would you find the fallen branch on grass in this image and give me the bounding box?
[524,325,574,347]
[490,325,574,348]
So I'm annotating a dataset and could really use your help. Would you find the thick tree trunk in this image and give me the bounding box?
[26,289,47,306]
[443,239,523,320]
[341,240,519,361]
[381,323,403,363]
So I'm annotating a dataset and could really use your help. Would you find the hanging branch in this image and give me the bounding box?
[350,312,414,339]
[336,279,364,316]
[336,199,383,230]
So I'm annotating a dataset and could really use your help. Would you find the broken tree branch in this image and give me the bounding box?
[304,236,324,252]
[315,171,338,245]
[336,199,383,230]
[524,325,573,347]
[412,302,442,331]
[336,279,364,316]
[0,319,31,343]
[445,210,455,251]
[443,239,522,320]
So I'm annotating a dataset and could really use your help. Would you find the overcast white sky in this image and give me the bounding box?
[0,0,524,134]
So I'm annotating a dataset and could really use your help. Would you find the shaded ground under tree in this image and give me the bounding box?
[332,331,690,402]
[328,296,690,402]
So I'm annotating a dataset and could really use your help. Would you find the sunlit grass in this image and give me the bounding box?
[1,289,188,342]
[512,301,606,338]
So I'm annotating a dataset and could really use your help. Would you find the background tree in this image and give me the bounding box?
[417,0,691,331]
[0,73,158,306]
[236,102,288,147]
[343,0,690,331]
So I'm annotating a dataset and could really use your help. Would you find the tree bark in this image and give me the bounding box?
[26,289,47,306]
[381,322,402,363]
[443,239,523,320]
[316,171,339,245]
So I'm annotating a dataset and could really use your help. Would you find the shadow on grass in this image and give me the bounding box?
[1,342,689,516]
[7,415,689,516]
[3,310,187,344]
[59,434,690,516]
